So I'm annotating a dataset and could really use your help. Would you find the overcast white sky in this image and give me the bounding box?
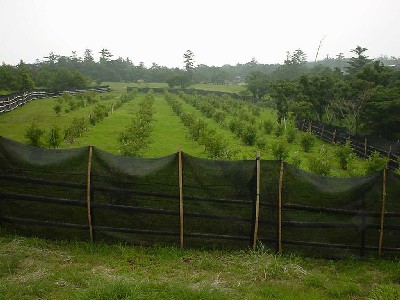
[1,0,399,67]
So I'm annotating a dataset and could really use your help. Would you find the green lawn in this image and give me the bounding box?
[191,83,247,94]
[145,95,205,158]
[0,89,368,177]
[0,231,399,300]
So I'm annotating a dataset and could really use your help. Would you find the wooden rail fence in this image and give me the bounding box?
[0,86,110,114]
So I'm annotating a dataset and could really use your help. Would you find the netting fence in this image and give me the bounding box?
[0,136,399,259]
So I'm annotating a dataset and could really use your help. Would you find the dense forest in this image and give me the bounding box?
[0,47,399,139]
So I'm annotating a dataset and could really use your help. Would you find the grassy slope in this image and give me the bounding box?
[0,232,399,300]
[70,95,141,153]
[0,86,367,176]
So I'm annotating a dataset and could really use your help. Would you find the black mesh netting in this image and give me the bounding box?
[0,136,399,258]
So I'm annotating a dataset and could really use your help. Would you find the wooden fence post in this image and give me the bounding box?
[86,145,94,242]
[278,161,284,253]
[378,168,387,256]
[178,146,184,248]
[360,197,366,258]
[364,138,368,158]
[387,146,392,169]
[301,119,305,131]
[252,152,261,251]
[332,129,337,144]
[320,125,325,139]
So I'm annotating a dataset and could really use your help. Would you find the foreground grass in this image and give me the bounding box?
[0,232,399,300]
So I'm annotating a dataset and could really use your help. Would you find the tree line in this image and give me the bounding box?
[1,47,399,92]
[1,46,399,140]
[246,46,400,140]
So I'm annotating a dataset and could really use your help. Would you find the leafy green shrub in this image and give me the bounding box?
[84,91,98,105]
[309,146,332,176]
[47,125,62,148]
[25,123,45,148]
[229,118,245,136]
[365,151,388,174]
[300,132,315,152]
[256,137,268,151]
[90,104,109,125]
[290,151,302,167]
[335,141,354,170]
[242,125,258,146]
[286,127,297,143]
[214,111,226,125]
[271,139,289,161]
[274,124,284,137]
[118,93,155,157]
[53,104,62,116]
[263,120,274,134]
[64,117,89,144]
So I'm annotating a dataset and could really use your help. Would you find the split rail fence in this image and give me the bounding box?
[296,119,400,171]
[0,86,110,114]
[0,137,399,259]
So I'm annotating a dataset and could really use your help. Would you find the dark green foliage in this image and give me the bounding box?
[286,127,297,143]
[256,137,267,151]
[241,125,257,146]
[119,93,155,157]
[290,150,302,167]
[365,151,388,174]
[25,123,45,148]
[90,104,109,125]
[271,139,289,161]
[64,117,90,144]
[274,124,284,137]
[335,141,354,170]
[309,146,332,176]
[53,104,62,116]
[165,92,238,159]
[263,120,274,134]
[245,71,269,98]
[300,132,315,152]
[47,126,62,148]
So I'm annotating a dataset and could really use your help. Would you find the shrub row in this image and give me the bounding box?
[118,92,155,157]
[165,92,238,159]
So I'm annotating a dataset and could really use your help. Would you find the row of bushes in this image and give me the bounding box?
[53,92,104,116]
[165,92,239,159]
[174,91,391,176]
[118,92,155,157]
[25,91,138,148]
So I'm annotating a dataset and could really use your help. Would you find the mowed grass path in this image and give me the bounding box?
[145,95,205,158]
[71,94,206,157]
[70,97,140,153]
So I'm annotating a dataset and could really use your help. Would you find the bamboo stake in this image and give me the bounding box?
[252,152,261,251]
[364,138,368,158]
[178,146,184,248]
[308,121,312,133]
[378,168,387,256]
[86,145,94,242]
[278,161,284,253]
[387,146,392,169]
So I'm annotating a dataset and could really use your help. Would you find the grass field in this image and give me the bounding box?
[105,82,247,94]
[0,231,399,300]
[0,87,370,176]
